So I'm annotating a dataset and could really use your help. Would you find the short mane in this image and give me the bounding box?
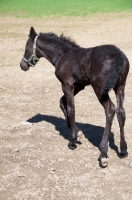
[39,32,80,49]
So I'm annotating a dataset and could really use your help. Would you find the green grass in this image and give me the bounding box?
[0,0,132,17]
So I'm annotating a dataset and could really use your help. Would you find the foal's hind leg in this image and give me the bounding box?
[97,93,115,167]
[115,87,128,157]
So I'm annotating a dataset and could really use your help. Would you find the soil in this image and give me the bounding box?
[0,13,132,200]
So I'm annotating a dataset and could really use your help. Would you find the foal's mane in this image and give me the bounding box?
[39,32,80,49]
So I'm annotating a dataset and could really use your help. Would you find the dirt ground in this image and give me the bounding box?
[0,13,132,200]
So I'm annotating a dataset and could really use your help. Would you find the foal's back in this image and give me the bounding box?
[56,44,129,92]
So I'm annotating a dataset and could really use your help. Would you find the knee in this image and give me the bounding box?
[107,103,115,118]
[116,107,125,117]
[116,107,126,126]
[67,106,75,117]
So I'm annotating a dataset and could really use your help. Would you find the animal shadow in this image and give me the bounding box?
[27,113,120,157]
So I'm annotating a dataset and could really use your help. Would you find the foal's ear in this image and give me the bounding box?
[29,27,37,40]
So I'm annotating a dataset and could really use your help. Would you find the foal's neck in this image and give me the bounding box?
[38,35,78,67]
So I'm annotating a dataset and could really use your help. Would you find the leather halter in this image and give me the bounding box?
[22,35,39,67]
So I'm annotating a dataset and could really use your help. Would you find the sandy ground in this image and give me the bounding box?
[0,13,132,200]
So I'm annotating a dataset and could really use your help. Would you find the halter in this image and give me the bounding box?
[22,35,40,67]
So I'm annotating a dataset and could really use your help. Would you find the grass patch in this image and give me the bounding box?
[0,0,132,17]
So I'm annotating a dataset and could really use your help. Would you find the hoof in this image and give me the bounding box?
[101,157,109,167]
[120,151,128,158]
[68,142,77,150]
[77,130,84,139]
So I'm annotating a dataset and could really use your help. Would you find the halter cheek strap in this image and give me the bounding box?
[33,35,39,55]
[22,35,40,67]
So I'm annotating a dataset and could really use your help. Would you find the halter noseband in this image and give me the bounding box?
[22,35,39,67]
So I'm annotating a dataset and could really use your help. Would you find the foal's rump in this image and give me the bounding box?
[90,45,129,95]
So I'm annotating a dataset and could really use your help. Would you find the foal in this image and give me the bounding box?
[20,27,129,167]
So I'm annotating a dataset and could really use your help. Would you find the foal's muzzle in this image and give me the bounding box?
[20,59,30,71]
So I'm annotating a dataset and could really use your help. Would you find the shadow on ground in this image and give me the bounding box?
[27,113,120,158]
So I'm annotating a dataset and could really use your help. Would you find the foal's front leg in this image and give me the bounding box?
[60,95,71,129]
[62,83,77,149]
[60,95,78,131]
[60,85,85,139]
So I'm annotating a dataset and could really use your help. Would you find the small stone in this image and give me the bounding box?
[45,89,49,92]
[14,148,19,152]
[51,168,56,173]
[17,173,26,177]
[21,121,32,126]
[77,130,84,139]
[128,163,132,168]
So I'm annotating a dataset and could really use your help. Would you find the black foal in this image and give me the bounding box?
[20,27,129,166]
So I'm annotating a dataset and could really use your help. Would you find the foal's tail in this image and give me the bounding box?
[101,54,126,95]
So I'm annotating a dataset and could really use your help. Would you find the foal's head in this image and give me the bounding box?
[20,27,40,71]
